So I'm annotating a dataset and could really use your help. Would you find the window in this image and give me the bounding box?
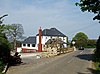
[46,37,47,39]
[23,44,26,46]
[27,44,30,47]
[63,37,65,40]
[32,44,35,47]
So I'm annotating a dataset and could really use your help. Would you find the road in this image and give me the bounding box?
[7,49,93,74]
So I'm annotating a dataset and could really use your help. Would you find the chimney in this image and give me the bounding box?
[38,27,42,52]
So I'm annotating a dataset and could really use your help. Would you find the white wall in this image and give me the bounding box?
[21,36,67,52]
[36,36,67,48]
[22,44,37,50]
[37,36,51,44]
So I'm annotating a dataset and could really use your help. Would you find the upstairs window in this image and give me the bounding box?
[63,37,65,40]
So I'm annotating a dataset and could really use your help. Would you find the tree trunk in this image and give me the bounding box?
[13,36,16,51]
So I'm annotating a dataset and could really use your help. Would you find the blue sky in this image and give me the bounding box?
[0,0,100,40]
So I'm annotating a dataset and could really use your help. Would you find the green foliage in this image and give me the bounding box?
[95,36,100,58]
[76,0,100,22]
[0,24,11,72]
[0,61,5,72]
[72,32,88,47]
[0,33,10,73]
[0,14,10,73]
[87,39,96,48]
[0,25,6,33]
[92,36,100,72]
[92,52,100,73]
[94,62,100,70]
[0,35,11,63]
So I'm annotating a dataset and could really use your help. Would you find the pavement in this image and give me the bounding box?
[19,52,42,58]
[10,51,42,58]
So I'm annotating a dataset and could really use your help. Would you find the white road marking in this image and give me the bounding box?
[67,58,74,64]
[79,51,83,54]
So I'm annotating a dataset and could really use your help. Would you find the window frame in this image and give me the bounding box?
[32,44,35,47]
[27,44,30,47]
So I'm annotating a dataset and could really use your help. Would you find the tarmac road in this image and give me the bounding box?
[7,49,93,74]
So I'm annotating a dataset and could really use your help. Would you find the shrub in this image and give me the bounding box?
[0,33,11,73]
[0,61,5,72]
[95,36,100,58]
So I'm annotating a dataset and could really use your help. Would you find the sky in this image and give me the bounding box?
[0,0,100,40]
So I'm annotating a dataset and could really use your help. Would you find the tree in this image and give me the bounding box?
[0,18,11,63]
[72,32,88,47]
[87,39,96,48]
[0,14,10,63]
[95,36,100,58]
[76,0,100,22]
[5,24,24,50]
[0,33,10,72]
[0,34,11,63]
[0,24,11,72]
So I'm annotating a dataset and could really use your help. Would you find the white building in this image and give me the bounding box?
[21,28,68,52]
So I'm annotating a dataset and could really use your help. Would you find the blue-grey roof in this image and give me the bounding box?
[22,36,36,44]
[37,28,66,37]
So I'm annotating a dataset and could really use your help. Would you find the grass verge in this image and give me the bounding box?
[92,54,100,74]
[94,62,100,70]
[0,61,5,74]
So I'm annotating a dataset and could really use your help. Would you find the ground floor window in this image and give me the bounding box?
[27,44,30,47]
[32,44,35,47]
[23,44,26,46]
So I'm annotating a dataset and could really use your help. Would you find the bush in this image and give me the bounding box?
[95,36,100,57]
[0,61,5,72]
[0,33,11,73]
[92,36,100,72]
[0,37,11,64]
[86,45,96,48]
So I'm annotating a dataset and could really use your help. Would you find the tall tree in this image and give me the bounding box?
[5,24,24,50]
[0,20,11,66]
[0,34,11,63]
[95,36,100,58]
[72,32,88,47]
[76,0,100,22]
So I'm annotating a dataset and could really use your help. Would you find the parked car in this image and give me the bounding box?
[79,46,84,50]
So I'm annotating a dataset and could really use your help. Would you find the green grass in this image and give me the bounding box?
[92,53,100,74]
[93,55,100,70]
[0,61,5,74]
[0,72,5,74]
[94,62,100,70]
[0,72,3,74]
